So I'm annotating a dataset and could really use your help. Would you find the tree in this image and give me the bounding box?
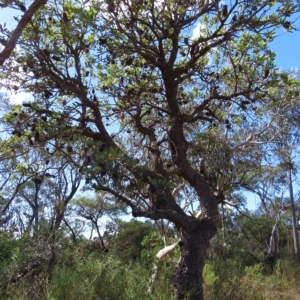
[234,68,300,264]
[271,71,300,264]
[0,100,82,238]
[74,192,127,249]
[0,0,49,65]
[1,0,299,299]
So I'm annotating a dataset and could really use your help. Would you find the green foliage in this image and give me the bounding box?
[0,215,300,300]
[141,231,164,268]
[203,260,300,300]
[0,233,175,300]
[112,220,156,262]
[0,232,16,264]
[1,235,299,300]
[1,1,300,298]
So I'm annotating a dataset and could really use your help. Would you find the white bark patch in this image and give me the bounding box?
[156,239,181,259]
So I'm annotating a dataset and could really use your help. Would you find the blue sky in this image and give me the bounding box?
[270,24,300,69]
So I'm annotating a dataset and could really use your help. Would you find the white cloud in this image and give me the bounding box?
[9,91,33,105]
[0,84,33,105]
[191,21,207,41]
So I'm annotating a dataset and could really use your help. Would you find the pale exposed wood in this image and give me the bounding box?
[156,239,181,260]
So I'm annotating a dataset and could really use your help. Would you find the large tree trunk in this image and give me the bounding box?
[173,220,215,300]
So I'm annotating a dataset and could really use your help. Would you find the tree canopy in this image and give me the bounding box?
[1,0,300,299]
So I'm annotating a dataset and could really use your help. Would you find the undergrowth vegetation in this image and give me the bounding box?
[1,229,300,300]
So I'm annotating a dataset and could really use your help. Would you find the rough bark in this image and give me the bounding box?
[173,218,217,300]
